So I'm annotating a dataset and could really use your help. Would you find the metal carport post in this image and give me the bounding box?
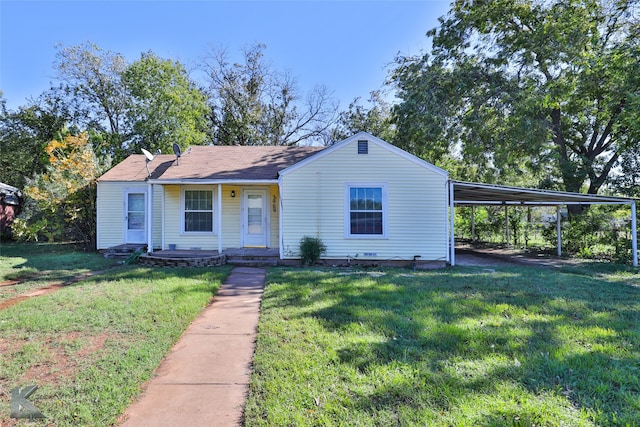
[449,180,638,267]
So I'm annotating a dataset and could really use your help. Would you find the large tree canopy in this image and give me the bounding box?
[123,52,210,155]
[202,43,338,146]
[53,42,128,139]
[391,0,640,194]
[329,91,395,144]
[0,94,67,189]
[48,43,210,161]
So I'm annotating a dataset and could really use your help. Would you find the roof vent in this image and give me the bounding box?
[357,140,368,154]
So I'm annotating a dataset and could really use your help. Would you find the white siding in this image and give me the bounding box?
[269,186,279,248]
[97,183,280,251]
[219,185,279,249]
[221,185,241,249]
[280,138,448,261]
[161,184,279,251]
[96,182,161,249]
[151,185,163,249]
[163,185,218,250]
[97,182,127,249]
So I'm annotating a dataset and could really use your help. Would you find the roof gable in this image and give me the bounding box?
[278,132,449,178]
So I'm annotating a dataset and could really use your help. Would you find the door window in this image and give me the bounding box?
[247,194,263,234]
[127,193,145,230]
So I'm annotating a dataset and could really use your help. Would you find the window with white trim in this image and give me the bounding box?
[183,189,213,233]
[345,184,387,238]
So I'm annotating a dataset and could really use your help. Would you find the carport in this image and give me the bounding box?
[448,180,638,267]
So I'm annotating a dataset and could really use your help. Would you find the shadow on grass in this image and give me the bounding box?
[1,242,119,281]
[83,264,234,288]
[266,265,640,425]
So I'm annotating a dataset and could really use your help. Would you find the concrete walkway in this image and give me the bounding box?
[120,267,266,427]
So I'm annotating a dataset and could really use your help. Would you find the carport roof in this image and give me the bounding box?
[448,180,638,267]
[452,180,637,206]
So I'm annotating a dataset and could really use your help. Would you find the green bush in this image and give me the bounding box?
[299,236,326,266]
[541,206,636,263]
[125,250,144,265]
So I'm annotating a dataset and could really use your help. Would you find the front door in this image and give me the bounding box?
[125,191,146,243]
[242,189,268,247]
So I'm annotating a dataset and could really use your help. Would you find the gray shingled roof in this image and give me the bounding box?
[98,145,325,182]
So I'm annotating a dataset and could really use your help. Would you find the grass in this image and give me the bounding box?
[244,264,640,426]
[0,242,121,304]
[0,243,232,425]
[0,242,118,280]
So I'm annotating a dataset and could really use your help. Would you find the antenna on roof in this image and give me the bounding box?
[173,143,182,165]
[141,148,154,177]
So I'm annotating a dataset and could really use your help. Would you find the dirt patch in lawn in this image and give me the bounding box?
[0,283,65,310]
[2,332,110,386]
[0,280,22,287]
[0,269,114,311]
[0,332,111,426]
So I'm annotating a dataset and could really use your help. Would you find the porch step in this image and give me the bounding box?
[223,248,279,267]
[103,244,147,259]
[226,257,279,267]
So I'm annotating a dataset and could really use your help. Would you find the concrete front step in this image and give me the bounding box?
[226,258,279,267]
[103,244,147,259]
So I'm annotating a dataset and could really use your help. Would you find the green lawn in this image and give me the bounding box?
[3,243,638,425]
[1,243,123,306]
[0,244,232,426]
[244,264,640,426]
[1,242,118,280]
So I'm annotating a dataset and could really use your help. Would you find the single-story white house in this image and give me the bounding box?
[97,132,451,265]
[97,131,638,266]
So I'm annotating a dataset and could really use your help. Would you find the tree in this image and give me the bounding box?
[123,52,210,155]
[51,43,212,161]
[0,94,67,189]
[613,142,640,197]
[52,42,128,157]
[13,133,110,249]
[329,91,395,143]
[390,0,640,194]
[202,43,338,145]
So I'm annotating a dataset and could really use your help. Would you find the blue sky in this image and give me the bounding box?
[1,1,451,112]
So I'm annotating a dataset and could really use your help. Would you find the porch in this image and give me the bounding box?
[138,247,280,268]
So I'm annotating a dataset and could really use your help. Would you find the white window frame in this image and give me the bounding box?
[181,186,216,235]
[344,183,388,239]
